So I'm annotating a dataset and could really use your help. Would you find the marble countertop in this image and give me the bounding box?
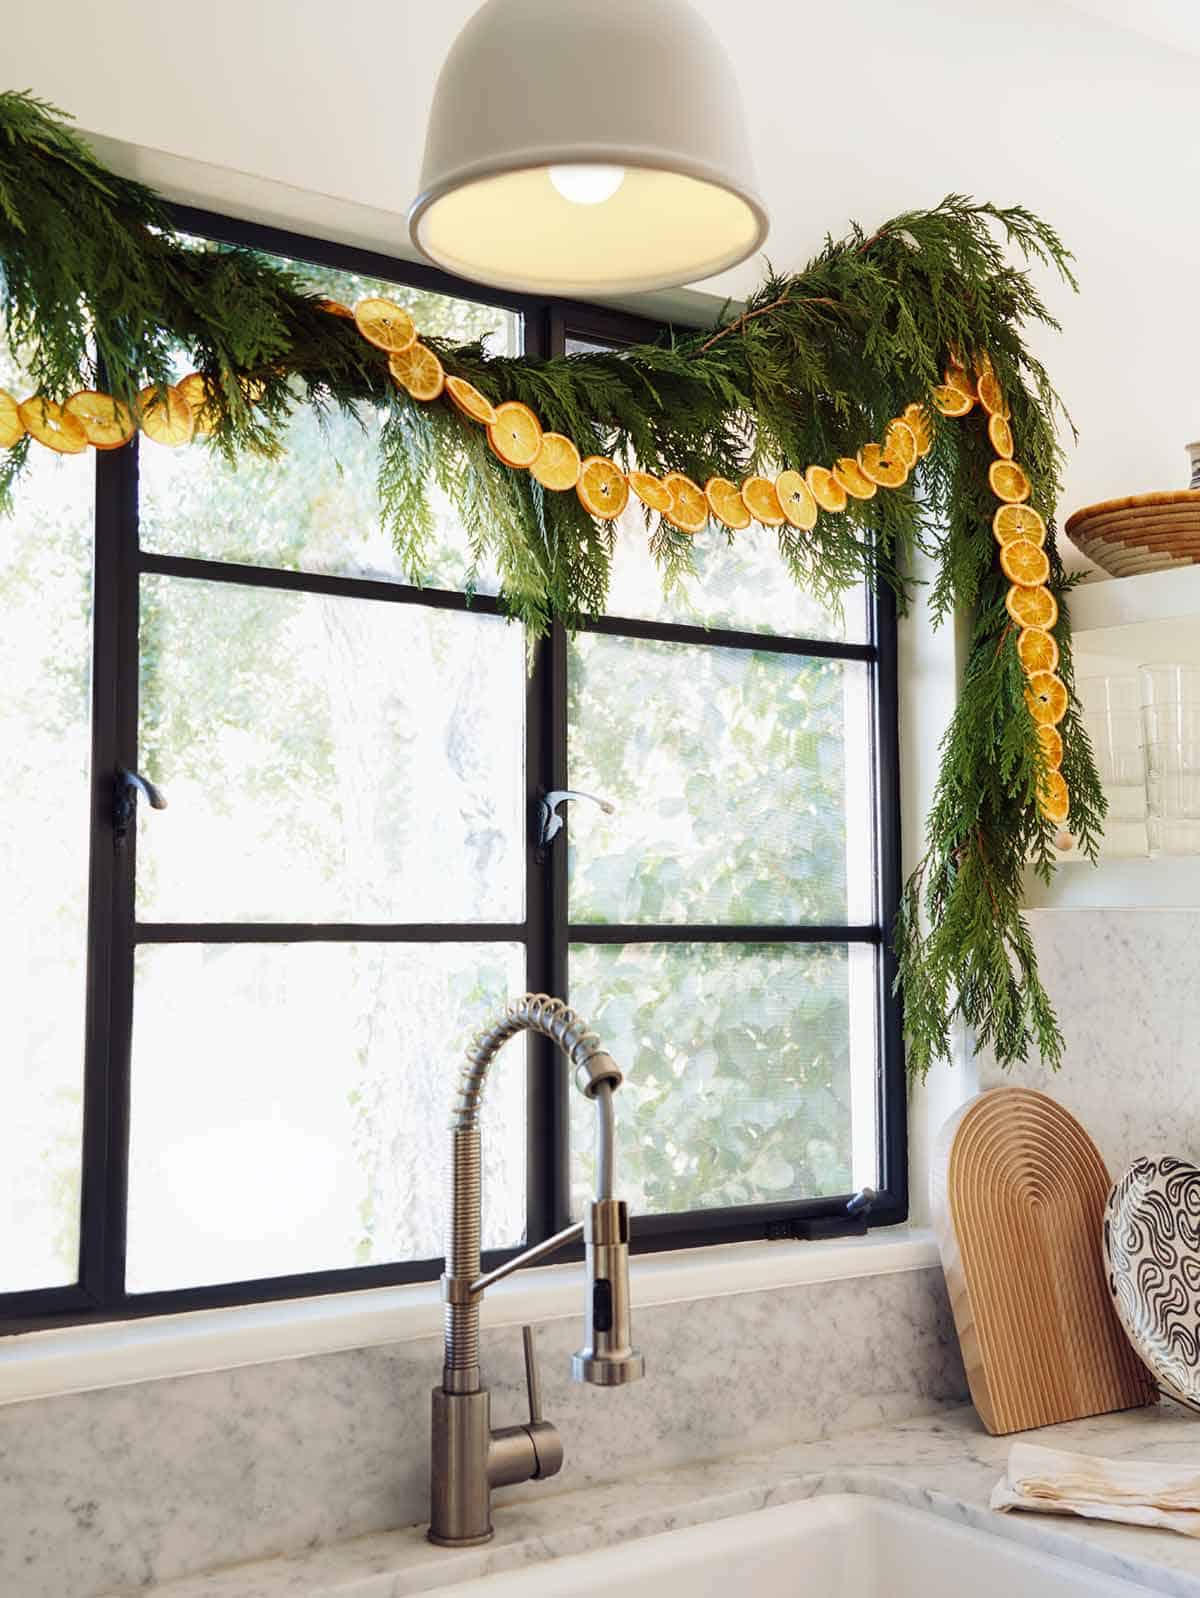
[101,1401,1200,1598]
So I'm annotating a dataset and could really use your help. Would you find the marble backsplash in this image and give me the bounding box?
[978,908,1200,1174]
[0,1263,965,1598]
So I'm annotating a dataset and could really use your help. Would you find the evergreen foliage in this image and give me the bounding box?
[0,89,1103,1074]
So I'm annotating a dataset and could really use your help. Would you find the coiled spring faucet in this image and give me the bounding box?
[429,994,644,1547]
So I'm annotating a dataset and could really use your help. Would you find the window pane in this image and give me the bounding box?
[137,576,525,924]
[565,335,866,641]
[126,941,525,1291]
[568,942,878,1218]
[567,635,875,925]
[0,346,91,1292]
[140,250,520,595]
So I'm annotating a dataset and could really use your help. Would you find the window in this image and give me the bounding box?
[0,215,904,1332]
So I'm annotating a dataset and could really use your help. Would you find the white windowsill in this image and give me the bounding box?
[0,1227,939,1407]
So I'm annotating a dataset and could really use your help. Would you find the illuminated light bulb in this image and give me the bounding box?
[548,164,626,206]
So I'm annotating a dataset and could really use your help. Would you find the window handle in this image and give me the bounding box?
[113,766,167,852]
[537,788,615,851]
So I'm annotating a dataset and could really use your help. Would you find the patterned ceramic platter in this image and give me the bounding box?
[1103,1155,1200,1412]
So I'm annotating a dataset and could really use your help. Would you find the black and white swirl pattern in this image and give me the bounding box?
[1104,1156,1200,1413]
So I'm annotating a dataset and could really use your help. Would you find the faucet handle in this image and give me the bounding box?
[521,1324,544,1425]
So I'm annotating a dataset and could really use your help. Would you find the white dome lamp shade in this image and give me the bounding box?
[408,0,769,297]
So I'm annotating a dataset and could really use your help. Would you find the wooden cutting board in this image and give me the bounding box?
[931,1087,1155,1435]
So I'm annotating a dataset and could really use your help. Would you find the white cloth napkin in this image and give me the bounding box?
[991,1443,1200,1538]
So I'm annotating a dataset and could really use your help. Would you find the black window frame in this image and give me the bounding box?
[0,209,905,1336]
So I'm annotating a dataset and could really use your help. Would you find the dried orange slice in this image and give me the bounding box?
[1037,724,1064,770]
[999,537,1050,588]
[775,469,818,530]
[741,475,786,527]
[858,441,908,489]
[530,432,581,491]
[174,372,220,435]
[487,400,543,469]
[988,413,1014,459]
[1006,584,1058,630]
[1037,769,1070,824]
[627,469,673,514]
[705,476,751,531]
[577,456,630,520]
[0,388,26,448]
[64,390,135,450]
[993,504,1046,546]
[806,465,847,513]
[137,384,195,447]
[19,396,88,454]
[388,343,445,401]
[1017,627,1059,675]
[316,298,355,319]
[663,472,708,533]
[885,418,918,470]
[354,296,416,354]
[445,375,498,426]
[833,457,877,500]
[902,402,933,458]
[1025,670,1069,727]
[989,459,1032,503]
[978,370,1008,418]
[932,383,973,418]
[945,365,977,399]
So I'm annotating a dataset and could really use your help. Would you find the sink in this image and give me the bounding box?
[438,1493,1158,1596]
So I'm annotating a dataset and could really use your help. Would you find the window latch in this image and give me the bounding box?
[113,766,167,852]
[536,788,615,858]
[769,1187,879,1243]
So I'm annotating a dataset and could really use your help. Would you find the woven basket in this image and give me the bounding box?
[1065,491,1200,577]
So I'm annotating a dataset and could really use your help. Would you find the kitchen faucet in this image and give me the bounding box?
[429,993,644,1547]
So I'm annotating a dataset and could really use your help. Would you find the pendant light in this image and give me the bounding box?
[408,0,769,296]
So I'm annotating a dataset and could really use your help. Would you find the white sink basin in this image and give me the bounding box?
[440,1493,1158,1596]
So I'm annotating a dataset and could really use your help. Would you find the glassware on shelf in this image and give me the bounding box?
[1077,673,1148,855]
[1139,663,1200,856]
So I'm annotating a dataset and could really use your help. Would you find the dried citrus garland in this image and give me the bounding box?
[0,298,1074,837]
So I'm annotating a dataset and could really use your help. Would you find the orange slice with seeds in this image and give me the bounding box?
[388,343,445,401]
[806,464,847,513]
[627,469,673,514]
[19,396,88,454]
[445,375,498,426]
[0,388,26,448]
[1038,724,1064,771]
[663,472,708,533]
[137,384,195,447]
[932,383,974,418]
[775,469,818,530]
[994,503,1046,546]
[1017,627,1059,675]
[902,402,933,458]
[577,456,630,520]
[885,418,918,470]
[999,537,1050,588]
[989,459,1032,503]
[174,373,220,435]
[316,298,355,319]
[487,400,543,468]
[705,476,751,531]
[858,441,908,488]
[1006,584,1058,630]
[1038,769,1070,824]
[741,475,786,527]
[354,296,416,353]
[64,391,135,450]
[833,456,877,500]
[1025,670,1069,726]
[988,413,1014,459]
[530,432,581,491]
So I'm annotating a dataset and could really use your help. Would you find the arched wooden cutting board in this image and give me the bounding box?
[932,1087,1156,1435]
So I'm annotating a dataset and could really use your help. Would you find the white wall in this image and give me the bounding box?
[7,0,1198,548]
